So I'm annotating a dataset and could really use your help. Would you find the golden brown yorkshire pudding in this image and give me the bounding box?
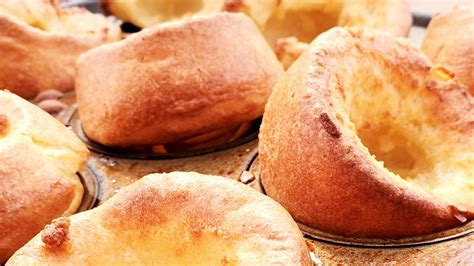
[422,7,474,95]
[0,0,121,99]
[7,172,312,265]
[76,12,283,147]
[259,27,474,239]
[0,90,89,262]
[275,37,310,70]
[101,0,412,47]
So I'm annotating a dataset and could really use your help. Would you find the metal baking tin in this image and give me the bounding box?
[52,3,472,264]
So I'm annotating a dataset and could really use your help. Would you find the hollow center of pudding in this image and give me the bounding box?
[263,2,342,47]
[355,121,430,179]
[332,55,473,208]
[337,66,435,179]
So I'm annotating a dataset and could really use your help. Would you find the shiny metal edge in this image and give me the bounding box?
[67,107,260,160]
[76,165,101,212]
[299,222,474,248]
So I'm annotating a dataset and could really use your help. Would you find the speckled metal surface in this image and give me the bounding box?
[312,234,473,265]
[83,141,259,204]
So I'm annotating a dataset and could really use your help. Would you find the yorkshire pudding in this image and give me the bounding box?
[422,7,474,95]
[7,172,311,265]
[76,13,283,147]
[0,0,121,99]
[259,27,474,238]
[101,0,412,47]
[0,90,89,262]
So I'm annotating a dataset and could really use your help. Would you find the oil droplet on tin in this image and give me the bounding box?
[98,154,118,167]
[310,252,322,266]
[239,171,255,184]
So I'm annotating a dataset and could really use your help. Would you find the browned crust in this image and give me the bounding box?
[222,0,245,12]
[0,1,121,99]
[318,113,341,138]
[0,140,76,263]
[0,91,89,262]
[0,14,97,99]
[76,13,283,147]
[41,217,70,250]
[0,114,9,137]
[97,0,113,16]
[259,27,473,238]
[7,172,312,265]
[422,7,474,95]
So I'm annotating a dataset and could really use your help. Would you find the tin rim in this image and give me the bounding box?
[76,165,101,212]
[67,107,260,160]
